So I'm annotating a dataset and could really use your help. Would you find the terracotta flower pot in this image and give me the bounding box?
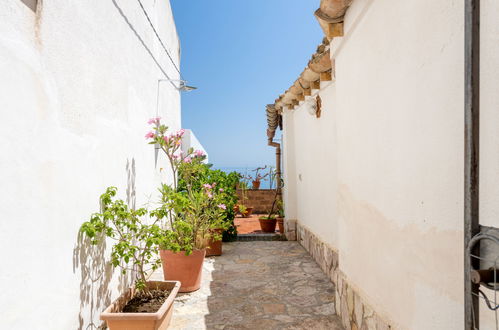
[100,280,180,330]
[259,217,277,233]
[206,229,223,256]
[277,217,284,234]
[159,249,206,293]
[252,180,261,189]
[241,207,254,218]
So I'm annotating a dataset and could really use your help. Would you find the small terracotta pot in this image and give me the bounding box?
[159,249,206,293]
[206,229,223,256]
[277,217,284,234]
[241,207,254,218]
[259,217,277,233]
[252,180,261,189]
[100,280,180,330]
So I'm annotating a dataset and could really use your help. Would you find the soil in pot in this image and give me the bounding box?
[101,280,180,330]
[122,289,171,313]
[259,217,277,233]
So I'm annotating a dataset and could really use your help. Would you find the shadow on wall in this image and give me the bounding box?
[111,0,175,83]
[72,158,137,329]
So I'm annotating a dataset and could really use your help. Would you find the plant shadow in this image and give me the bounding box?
[72,157,137,329]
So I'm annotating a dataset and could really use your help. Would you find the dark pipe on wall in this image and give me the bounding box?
[464,0,480,328]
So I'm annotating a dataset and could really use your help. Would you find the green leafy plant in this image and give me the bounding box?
[277,199,285,218]
[146,119,229,253]
[80,187,162,291]
[178,167,240,241]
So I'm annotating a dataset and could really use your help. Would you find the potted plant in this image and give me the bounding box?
[236,179,253,217]
[276,200,285,234]
[259,214,277,233]
[178,167,240,252]
[249,166,269,189]
[80,187,180,330]
[259,188,284,233]
[146,119,226,292]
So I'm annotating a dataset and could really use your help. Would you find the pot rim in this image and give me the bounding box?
[100,280,180,321]
[160,248,207,255]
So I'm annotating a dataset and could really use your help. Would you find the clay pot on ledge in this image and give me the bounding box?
[259,217,277,233]
[100,280,180,330]
[206,229,223,256]
[159,249,206,293]
[252,180,261,189]
[241,207,254,218]
[276,217,284,234]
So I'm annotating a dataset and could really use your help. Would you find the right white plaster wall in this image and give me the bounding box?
[281,0,499,328]
[336,1,463,328]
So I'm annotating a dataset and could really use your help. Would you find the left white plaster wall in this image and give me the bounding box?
[0,0,180,328]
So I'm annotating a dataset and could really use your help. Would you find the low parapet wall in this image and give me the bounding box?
[237,189,277,214]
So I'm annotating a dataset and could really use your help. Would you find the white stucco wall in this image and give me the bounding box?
[281,0,499,328]
[282,83,339,249]
[181,129,209,163]
[0,0,181,329]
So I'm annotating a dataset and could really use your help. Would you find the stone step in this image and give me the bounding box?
[236,233,287,241]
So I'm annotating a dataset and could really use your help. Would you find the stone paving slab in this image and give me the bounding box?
[151,241,344,330]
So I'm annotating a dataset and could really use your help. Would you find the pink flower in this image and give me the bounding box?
[219,188,224,192]
[183,157,192,163]
[203,184,212,189]
[194,150,205,157]
[145,131,155,139]
[147,117,161,125]
[163,136,170,143]
[217,204,226,210]
[176,129,185,137]
[207,192,213,198]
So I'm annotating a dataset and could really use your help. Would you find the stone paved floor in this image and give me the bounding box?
[152,241,344,330]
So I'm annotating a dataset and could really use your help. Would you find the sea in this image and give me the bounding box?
[213,166,276,190]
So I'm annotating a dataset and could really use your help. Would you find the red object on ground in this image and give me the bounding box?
[235,214,278,234]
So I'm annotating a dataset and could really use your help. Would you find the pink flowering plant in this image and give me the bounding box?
[146,118,228,254]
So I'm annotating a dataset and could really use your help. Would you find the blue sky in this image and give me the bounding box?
[171,0,323,168]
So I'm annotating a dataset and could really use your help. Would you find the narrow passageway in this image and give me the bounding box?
[152,241,344,329]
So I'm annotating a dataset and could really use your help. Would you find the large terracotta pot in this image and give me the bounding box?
[206,229,223,256]
[241,207,254,218]
[159,249,206,293]
[276,217,284,234]
[100,280,180,330]
[252,180,261,189]
[259,217,277,233]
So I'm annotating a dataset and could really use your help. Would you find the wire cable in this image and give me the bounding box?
[136,0,183,79]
